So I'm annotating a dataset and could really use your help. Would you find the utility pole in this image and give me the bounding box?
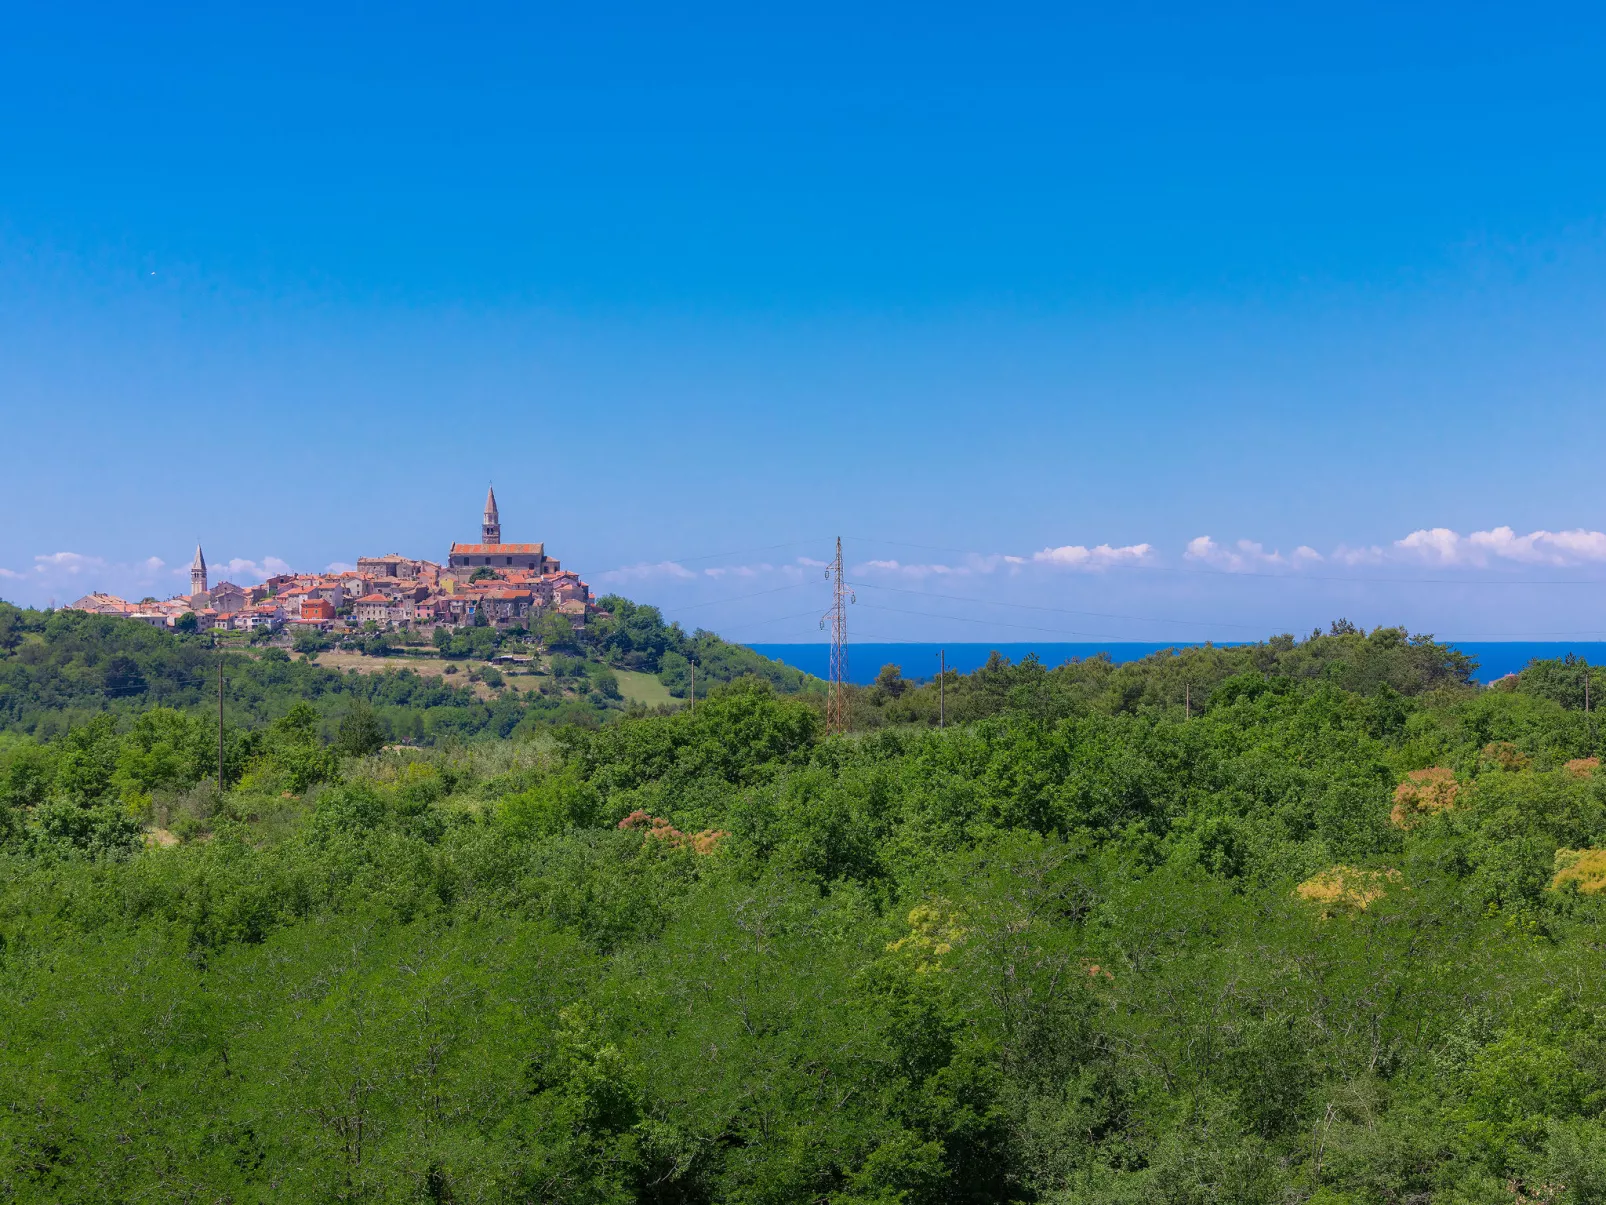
[1185,682,1190,720]
[689,659,695,714]
[217,659,225,799]
[938,649,946,728]
[821,536,853,735]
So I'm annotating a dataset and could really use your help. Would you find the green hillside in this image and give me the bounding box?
[0,596,817,743]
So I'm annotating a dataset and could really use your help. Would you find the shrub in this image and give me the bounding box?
[1293,865,1401,916]
[1481,741,1532,772]
[1391,767,1459,829]
[1550,848,1606,894]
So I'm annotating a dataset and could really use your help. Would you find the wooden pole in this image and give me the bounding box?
[939,649,945,728]
[217,659,225,798]
[689,659,695,714]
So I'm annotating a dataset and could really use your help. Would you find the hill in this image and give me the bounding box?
[0,594,818,743]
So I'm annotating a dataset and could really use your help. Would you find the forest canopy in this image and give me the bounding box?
[2,605,1606,1202]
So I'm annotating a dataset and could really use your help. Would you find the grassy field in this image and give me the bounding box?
[310,650,521,701]
[230,647,679,710]
[315,650,461,677]
[614,668,679,708]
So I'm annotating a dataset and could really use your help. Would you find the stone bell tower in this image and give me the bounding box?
[482,486,501,545]
[190,543,209,598]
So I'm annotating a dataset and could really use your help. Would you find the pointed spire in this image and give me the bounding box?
[190,543,208,597]
[481,486,502,545]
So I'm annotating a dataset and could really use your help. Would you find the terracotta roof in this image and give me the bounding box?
[356,594,391,604]
[450,543,545,555]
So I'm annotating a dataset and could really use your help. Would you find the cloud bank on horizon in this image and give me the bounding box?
[590,525,1606,584]
[1187,527,1606,573]
[7,525,1606,607]
[7,526,1606,645]
[1,552,308,603]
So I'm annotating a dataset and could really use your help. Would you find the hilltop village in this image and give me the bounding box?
[66,489,595,636]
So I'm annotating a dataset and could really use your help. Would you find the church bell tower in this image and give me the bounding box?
[482,486,501,545]
[190,543,208,597]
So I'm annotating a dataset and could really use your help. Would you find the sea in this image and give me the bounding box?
[747,642,1606,686]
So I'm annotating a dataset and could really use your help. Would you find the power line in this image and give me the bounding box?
[661,580,811,614]
[592,539,817,579]
[722,606,838,634]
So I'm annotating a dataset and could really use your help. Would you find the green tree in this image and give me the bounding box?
[336,701,387,758]
[537,611,580,653]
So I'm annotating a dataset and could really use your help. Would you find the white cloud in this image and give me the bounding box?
[221,555,293,581]
[1030,542,1154,569]
[853,558,967,579]
[1331,544,1386,566]
[704,562,775,579]
[1393,526,1606,568]
[1539,529,1606,561]
[1394,527,1465,564]
[1184,538,1322,572]
[853,542,1153,580]
[1185,536,1286,571]
[0,552,174,605]
[1182,525,1606,574]
[31,551,109,575]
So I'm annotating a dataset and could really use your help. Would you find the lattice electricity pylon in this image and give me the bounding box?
[820,536,854,734]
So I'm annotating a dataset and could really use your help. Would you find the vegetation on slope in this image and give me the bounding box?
[0,597,816,743]
[2,616,1606,1201]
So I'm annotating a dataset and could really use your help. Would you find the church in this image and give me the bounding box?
[447,487,561,574]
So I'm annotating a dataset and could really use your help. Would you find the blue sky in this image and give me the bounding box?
[4,3,1606,641]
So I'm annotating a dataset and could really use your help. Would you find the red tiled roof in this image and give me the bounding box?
[450,543,545,555]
